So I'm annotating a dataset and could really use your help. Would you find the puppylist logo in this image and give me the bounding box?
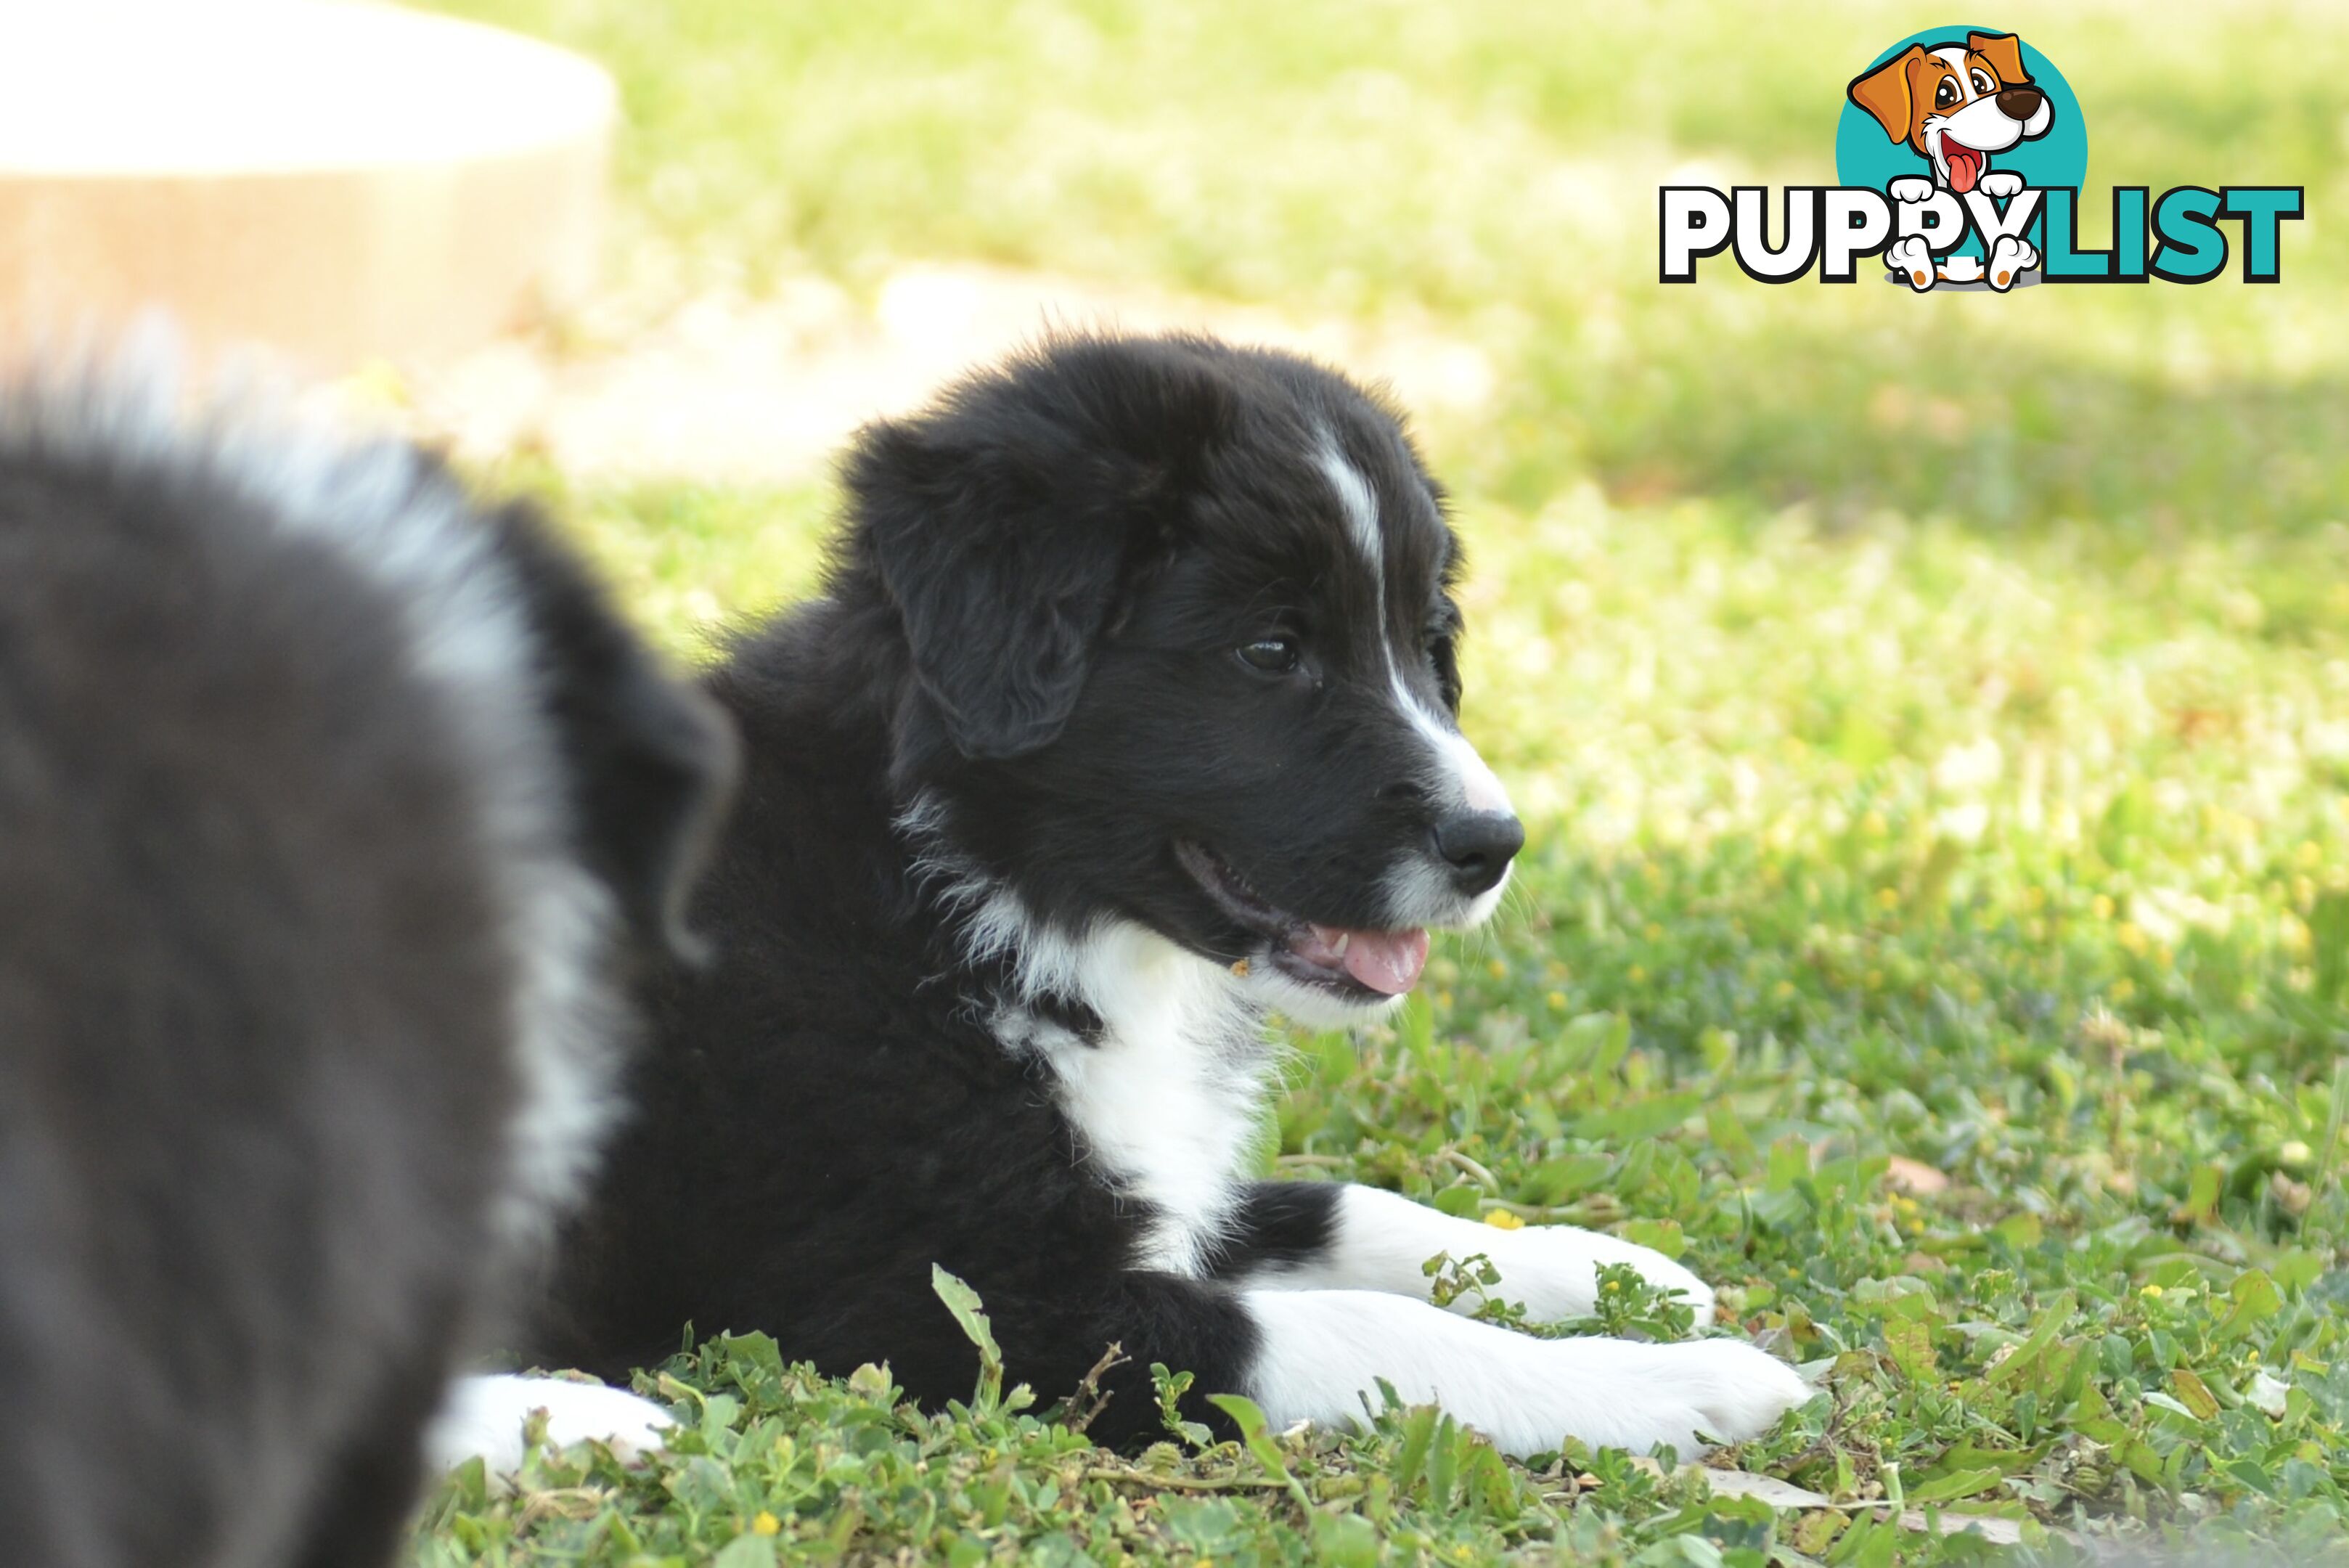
[1660,28,2303,291]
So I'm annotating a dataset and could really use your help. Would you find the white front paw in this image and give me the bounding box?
[1986,233,2037,289]
[1886,235,1937,291]
[1887,176,1935,205]
[1978,170,2025,200]
[427,1373,675,1477]
[1487,1334,1813,1458]
[1243,1289,1810,1463]
[1595,1338,1814,1454]
[1487,1225,1717,1326]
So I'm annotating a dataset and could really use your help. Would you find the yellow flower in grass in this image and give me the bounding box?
[751,1511,781,1536]
[1485,1209,1526,1230]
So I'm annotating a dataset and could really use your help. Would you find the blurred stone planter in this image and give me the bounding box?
[0,0,613,369]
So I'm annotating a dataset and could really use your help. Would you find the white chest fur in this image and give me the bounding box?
[983,910,1273,1278]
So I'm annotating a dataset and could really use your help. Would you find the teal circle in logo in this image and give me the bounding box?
[1834,26,2087,198]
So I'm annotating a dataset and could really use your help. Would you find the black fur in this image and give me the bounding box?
[540,335,1513,1448]
[0,378,735,1568]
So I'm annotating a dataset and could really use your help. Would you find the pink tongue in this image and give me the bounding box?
[1299,923,1431,995]
[1945,144,1981,194]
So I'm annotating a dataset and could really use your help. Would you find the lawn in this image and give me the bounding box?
[405,2,2349,1562]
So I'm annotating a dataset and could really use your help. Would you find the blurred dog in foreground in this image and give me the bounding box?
[0,350,735,1567]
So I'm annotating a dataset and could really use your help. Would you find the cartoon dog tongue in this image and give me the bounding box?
[1942,142,1983,194]
[1294,923,1431,994]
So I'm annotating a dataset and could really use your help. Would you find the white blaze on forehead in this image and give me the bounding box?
[1932,46,1977,100]
[1315,428,1513,822]
[1315,434,1384,586]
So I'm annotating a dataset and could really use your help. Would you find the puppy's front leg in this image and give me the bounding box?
[996,1268,1805,1459]
[425,1373,675,1477]
[1223,1183,1716,1325]
[1243,1289,1808,1459]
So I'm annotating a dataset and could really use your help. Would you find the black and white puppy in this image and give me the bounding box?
[0,354,735,1568]
[529,332,1809,1459]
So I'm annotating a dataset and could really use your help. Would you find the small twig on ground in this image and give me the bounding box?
[1061,1341,1129,1435]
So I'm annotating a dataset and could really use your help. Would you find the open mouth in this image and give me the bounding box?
[1172,840,1429,1000]
[1940,137,1984,195]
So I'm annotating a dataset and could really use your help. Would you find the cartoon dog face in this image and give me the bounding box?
[1848,31,2053,194]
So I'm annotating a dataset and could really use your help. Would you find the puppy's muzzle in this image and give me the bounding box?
[1995,85,2044,123]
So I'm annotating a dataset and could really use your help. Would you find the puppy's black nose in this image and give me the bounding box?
[1996,84,2043,121]
[1432,809,1524,897]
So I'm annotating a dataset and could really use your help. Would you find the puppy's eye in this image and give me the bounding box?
[1427,632,1463,710]
[1934,77,1960,109]
[1970,68,1995,96]
[1235,637,1301,674]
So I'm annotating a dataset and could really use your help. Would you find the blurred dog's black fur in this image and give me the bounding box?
[0,357,735,1568]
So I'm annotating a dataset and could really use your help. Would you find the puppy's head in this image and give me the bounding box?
[1847,32,2053,195]
[845,333,1519,1024]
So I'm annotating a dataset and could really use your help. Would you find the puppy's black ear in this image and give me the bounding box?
[489,502,741,964]
[844,396,1177,760]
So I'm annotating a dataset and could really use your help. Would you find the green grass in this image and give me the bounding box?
[409,1,2349,1561]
